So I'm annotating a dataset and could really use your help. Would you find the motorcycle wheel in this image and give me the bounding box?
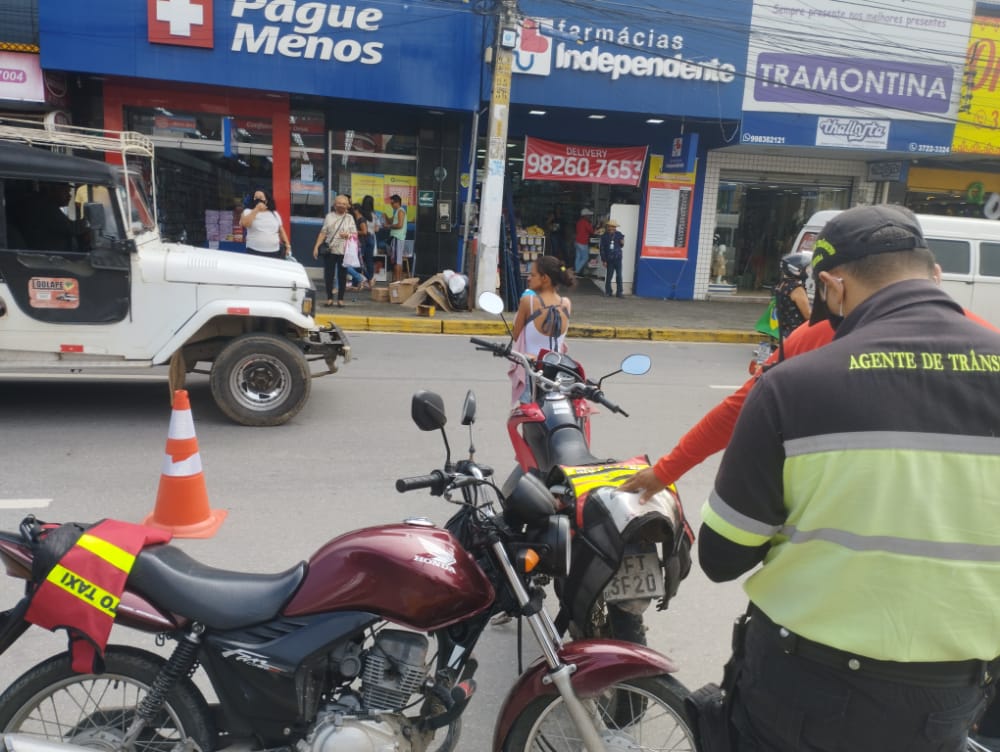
[0,646,214,752]
[503,674,694,751]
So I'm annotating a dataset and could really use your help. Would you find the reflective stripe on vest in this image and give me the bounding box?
[25,519,172,672]
[713,430,1000,663]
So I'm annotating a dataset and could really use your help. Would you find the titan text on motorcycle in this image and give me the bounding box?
[0,389,695,752]
[471,292,694,649]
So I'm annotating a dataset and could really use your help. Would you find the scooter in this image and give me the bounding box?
[0,389,695,752]
[471,292,693,648]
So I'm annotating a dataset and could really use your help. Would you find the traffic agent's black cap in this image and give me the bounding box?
[809,205,928,325]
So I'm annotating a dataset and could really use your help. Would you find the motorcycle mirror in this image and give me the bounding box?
[411,390,447,431]
[460,390,477,426]
[477,292,504,315]
[598,353,651,387]
[621,354,651,376]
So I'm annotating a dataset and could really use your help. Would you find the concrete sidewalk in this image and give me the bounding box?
[313,275,771,343]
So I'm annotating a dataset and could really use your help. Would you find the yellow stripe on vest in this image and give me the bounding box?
[77,534,136,573]
[561,463,649,497]
[47,564,120,618]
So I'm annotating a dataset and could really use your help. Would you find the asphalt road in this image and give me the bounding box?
[0,333,753,750]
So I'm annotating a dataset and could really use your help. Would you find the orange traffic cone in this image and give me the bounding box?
[144,390,227,538]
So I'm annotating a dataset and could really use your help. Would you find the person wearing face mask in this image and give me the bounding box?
[240,188,291,259]
[680,205,1000,752]
[313,194,357,307]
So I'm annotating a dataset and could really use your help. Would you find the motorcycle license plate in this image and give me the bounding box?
[603,553,663,603]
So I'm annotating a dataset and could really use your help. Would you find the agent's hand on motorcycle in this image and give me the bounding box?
[619,467,668,504]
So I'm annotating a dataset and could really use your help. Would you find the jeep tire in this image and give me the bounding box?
[210,333,310,426]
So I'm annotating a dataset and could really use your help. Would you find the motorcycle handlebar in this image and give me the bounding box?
[469,337,508,356]
[395,470,447,494]
[588,388,626,416]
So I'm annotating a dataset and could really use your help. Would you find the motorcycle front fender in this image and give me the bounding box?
[491,638,677,751]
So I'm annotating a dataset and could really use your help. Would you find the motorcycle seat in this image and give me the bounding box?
[128,544,306,631]
[549,425,605,467]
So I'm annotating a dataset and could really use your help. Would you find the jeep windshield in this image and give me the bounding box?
[114,165,156,235]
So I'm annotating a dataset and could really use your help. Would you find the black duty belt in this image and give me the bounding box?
[749,603,1000,688]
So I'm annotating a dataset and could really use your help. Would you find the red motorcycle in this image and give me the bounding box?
[0,390,694,752]
[469,293,693,651]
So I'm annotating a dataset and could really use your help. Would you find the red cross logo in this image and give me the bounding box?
[148,0,213,49]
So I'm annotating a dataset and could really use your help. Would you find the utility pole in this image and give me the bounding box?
[474,0,518,307]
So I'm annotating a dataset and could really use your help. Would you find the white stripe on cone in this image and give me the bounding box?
[161,453,203,477]
[167,408,196,440]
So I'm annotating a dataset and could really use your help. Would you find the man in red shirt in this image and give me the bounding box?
[574,208,594,275]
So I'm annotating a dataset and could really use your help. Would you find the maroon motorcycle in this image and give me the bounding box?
[0,390,694,752]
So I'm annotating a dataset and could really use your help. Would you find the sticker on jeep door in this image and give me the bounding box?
[28,277,80,309]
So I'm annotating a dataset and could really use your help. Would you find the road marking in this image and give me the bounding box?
[0,499,52,509]
[709,385,743,390]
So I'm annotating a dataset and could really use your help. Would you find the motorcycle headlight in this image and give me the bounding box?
[527,514,570,578]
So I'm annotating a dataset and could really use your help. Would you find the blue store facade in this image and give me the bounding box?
[32,0,762,300]
[37,0,486,277]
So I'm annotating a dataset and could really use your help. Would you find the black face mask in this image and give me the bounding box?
[827,313,844,330]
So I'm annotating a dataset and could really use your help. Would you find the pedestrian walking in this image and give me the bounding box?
[312,194,356,307]
[574,208,593,275]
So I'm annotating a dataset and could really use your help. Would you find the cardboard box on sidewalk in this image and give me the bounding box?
[389,277,419,304]
[371,286,390,302]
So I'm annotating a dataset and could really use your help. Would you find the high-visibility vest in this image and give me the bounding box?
[25,519,171,672]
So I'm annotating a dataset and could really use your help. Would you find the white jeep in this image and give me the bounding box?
[0,121,350,426]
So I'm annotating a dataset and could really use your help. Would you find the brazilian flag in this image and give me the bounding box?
[755,298,779,338]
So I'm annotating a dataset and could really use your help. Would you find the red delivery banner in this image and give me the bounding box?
[523,137,648,186]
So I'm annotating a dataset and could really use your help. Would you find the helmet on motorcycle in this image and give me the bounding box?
[780,252,812,281]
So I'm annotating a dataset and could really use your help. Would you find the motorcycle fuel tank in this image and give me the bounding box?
[283,522,495,631]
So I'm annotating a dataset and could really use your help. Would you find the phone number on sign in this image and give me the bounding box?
[524,153,644,181]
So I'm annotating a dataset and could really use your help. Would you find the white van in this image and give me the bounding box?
[792,210,1000,326]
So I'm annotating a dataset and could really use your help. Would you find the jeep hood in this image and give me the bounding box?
[163,244,312,289]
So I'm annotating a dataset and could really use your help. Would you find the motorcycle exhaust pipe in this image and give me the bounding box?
[3,736,101,752]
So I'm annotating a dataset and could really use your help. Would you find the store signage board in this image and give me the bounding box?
[740,0,974,153]
[509,0,750,118]
[39,1,483,111]
[740,110,956,155]
[953,17,1000,155]
[0,52,45,103]
[867,161,908,183]
[522,137,647,186]
[640,155,696,261]
[661,133,698,173]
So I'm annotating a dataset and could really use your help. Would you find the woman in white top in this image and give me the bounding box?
[312,194,357,308]
[240,188,291,259]
[509,255,575,403]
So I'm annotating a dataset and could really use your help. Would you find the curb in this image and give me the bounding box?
[315,314,759,343]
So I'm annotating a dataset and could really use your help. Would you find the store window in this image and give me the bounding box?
[715,178,851,290]
[328,130,417,260]
[125,107,275,246]
[290,111,326,220]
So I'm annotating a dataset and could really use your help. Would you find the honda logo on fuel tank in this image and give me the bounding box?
[148,0,214,48]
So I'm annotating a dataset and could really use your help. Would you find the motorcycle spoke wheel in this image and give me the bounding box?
[504,675,695,752]
[0,647,213,752]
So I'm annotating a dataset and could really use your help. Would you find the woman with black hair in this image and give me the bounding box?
[240,187,291,259]
[509,255,576,403]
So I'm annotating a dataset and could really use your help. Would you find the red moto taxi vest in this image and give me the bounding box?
[25,519,171,672]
